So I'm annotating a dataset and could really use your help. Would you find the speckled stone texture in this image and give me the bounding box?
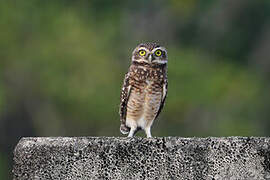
[13,137,270,180]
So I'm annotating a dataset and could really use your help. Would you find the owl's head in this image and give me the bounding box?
[132,43,167,65]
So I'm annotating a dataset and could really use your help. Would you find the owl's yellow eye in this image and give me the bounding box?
[139,50,146,56]
[155,50,162,57]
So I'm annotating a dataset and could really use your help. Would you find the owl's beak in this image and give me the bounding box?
[148,54,154,62]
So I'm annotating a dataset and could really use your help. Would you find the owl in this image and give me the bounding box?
[119,42,168,138]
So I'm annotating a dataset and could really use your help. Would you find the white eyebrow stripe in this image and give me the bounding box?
[138,47,150,52]
[152,47,166,52]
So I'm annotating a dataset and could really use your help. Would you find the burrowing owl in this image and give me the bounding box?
[119,42,168,138]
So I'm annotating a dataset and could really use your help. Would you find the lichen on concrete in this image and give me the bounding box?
[13,137,270,180]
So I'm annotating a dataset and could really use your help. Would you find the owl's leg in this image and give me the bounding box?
[128,127,136,137]
[145,127,152,138]
[126,118,137,137]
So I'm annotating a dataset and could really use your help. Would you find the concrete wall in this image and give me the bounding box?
[13,137,270,180]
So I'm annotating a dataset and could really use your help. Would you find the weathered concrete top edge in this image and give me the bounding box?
[15,136,270,152]
[17,136,270,143]
[18,136,270,143]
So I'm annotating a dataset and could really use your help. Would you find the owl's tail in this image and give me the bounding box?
[120,124,130,135]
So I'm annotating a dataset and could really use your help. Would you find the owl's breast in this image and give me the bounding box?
[126,80,162,128]
[126,71,163,126]
[126,64,166,123]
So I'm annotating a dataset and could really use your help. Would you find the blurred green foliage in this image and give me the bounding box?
[0,151,8,179]
[1,0,270,178]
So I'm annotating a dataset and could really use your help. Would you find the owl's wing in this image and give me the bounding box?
[119,72,131,133]
[155,79,168,120]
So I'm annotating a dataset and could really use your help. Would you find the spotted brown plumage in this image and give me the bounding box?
[119,43,168,138]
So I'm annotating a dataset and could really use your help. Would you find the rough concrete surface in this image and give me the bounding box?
[13,137,270,180]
